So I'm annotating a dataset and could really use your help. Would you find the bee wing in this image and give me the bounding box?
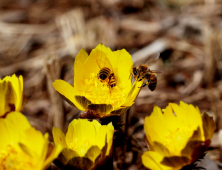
[96,55,113,70]
[144,52,160,66]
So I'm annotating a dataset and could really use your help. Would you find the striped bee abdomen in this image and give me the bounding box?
[148,74,157,91]
[98,67,111,80]
[109,73,116,88]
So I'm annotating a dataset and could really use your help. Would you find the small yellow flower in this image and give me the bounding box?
[53,44,143,117]
[53,119,114,169]
[142,101,216,170]
[0,112,62,170]
[0,74,26,117]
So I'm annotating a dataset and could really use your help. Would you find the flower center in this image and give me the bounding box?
[0,144,36,170]
[81,73,126,110]
[164,127,193,155]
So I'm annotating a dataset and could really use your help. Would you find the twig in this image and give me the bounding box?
[44,53,64,130]
[120,19,161,34]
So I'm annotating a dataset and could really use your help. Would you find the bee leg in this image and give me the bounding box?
[139,76,144,81]
[138,75,143,81]
[147,79,151,84]
[139,75,146,81]
[137,73,141,80]
[139,82,148,88]
[129,72,133,80]
[142,83,147,87]
[138,83,145,88]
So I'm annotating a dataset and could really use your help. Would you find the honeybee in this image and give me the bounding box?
[96,56,116,88]
[132,53,161,91]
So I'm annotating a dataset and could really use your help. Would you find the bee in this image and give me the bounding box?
[96,56,116,88]
[132,52,161,91]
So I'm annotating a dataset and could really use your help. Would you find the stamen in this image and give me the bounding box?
[0,145,35,169]
[80,73,126,109]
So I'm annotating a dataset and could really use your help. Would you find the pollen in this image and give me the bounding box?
[0,145,36,170]
[164,127,193,155]
[80,73,126,110]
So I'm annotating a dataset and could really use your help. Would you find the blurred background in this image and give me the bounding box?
[0,0,222,169]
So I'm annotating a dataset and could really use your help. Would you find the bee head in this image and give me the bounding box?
[133,68,137,76]
[99,74,107,80]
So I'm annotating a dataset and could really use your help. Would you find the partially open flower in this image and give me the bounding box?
[0,112,62,170]
[52,119,114,169]
[0,74,26,117]
[53,44,143,118]
[142,101,216,170]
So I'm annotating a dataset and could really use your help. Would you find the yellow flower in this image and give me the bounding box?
[53,44,143,117]
[142,101,216,170]
[53,119,114,169]
[0,74,26,117]
[0,112,62,170]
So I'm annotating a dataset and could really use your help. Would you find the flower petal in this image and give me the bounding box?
[163,104,180,132]
[121,80,143,107]
[53,127,67,148]
[91,119,102,134]
[0,74,24,116]
[73,49,89,92]
[178,101,203,134]
[84,146,101,162]
[0,112,30,149]
[20,127,47,159]
[0,79,8,115]
[95,123,112,150]
[161,155,190,169]
[106,137,113,156]
[142,151,172,170]
[66,119,97,154]
[181,127,211,161]
[75,48,89,65]
[105,123,114,156]
[88,103,113,116]
[152,142,171,157]
[17,127,48,169]
[53,80,86,111]
[42,143,63,169]
[170,103,189,127]
[75,96,92,111]
[8,74,23,111]
[110,106,131,116]
[108,49,133,92]
[62,148,80,165]
[14,75,23,111]
[74,61,85,92]
[95,44,113,54]
[202,112,216,140]
[66,155,93,169]
[84,49,104,78]
[183,139,211,164]
[144,106,169,144]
